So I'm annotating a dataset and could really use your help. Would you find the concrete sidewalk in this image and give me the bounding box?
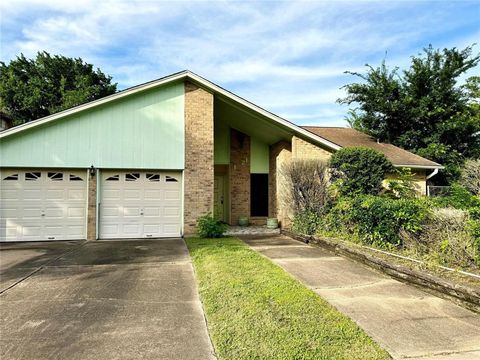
[242,235,480,360]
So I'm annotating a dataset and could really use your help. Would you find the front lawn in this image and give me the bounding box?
[186,237,389,359]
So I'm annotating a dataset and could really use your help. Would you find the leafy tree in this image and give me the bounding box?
[339,45,480,184]
[329,147,393,196]
[0,52,117,125]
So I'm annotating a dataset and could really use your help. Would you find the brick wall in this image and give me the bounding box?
[291,136,332,162]
[183,82,214,235]
[230,129,250,225]
[269,140,292,227]
[87,172,97,240]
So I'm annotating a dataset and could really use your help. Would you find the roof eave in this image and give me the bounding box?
[0,70,342,151]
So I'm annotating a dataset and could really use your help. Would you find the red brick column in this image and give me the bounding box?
[269,140,292,227]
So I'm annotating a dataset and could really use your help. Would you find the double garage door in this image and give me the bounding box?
[0,170,182,241]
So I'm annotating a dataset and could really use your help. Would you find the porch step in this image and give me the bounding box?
[225,226,281,236]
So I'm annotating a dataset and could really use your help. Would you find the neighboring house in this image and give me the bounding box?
[0,71,442,242]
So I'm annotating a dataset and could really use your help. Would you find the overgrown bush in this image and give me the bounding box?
[281,159,329,214]
[384,168,419,199]
[329,147,394,196]
[460,159,480,195]
[321,195,430,247]
[431,183,480,210]
[197,214,228,238]
[408,209,480,268]
[292,209,322,235]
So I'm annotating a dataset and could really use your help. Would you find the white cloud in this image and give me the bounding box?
[1,0,478,127]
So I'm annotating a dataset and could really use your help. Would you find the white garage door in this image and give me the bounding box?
[0,170,87,242]
[100,171,182,239]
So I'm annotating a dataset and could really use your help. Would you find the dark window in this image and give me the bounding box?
[25,172,41,181]
[250,174,268,217]
[3,174,19,180]
[48,172,63,181]
[165,175,178,182]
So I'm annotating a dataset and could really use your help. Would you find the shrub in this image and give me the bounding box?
[292,209,322,235]
[411,209,479,268]
[459,159,480,195]
[280,159,329,215]
[384,168,419,199]
[329,147,394,196]
[431,183,480,210]
[321,195,430,247]
[197,214,228,238]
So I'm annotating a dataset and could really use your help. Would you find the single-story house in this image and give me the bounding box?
[0,71,442,242]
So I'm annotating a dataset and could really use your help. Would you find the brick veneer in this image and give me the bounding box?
[292,136,332,161]
[183,82,214,235]
[87,172,97,240]
[269,140,292,227]
[230,129,250,225]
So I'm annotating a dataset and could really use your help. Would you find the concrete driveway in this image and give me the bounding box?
[0,239,215,360]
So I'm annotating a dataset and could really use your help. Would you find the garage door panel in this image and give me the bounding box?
[0,170,87,241]
[100,171,182,239]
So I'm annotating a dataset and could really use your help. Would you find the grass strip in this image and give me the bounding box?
[186,237,389,359]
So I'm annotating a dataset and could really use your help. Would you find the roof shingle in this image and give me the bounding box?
[302,126,441,168]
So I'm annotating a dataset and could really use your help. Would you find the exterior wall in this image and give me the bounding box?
[87,171,97,240]
[250,136,269,173]
[384,170,427,196]
[214,120,230,164]
[230,129,250,225]
[0,83,185,169]
[183,82,214,235]
[269,141,292,227]
[291,136,332,162]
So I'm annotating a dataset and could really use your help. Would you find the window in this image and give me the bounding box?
[147,173,160,182]
[106,175,120,181]
[3,174,19,180]
[250,174,268,217]
[165,175,178,183]
[25,172,41,181]
[48,172,63,181]
[69,174,84,181]
[126,173,140,181]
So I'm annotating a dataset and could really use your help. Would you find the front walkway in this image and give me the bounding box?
[0,239,215,360]
[241,235,480,359]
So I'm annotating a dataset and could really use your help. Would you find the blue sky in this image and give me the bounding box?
[1,0,479,126]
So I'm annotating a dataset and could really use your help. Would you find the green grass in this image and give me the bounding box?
[186,237,390,359]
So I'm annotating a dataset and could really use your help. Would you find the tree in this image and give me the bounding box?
[339,45,480,184]
[329,147,393,196]
[0,52,117,125]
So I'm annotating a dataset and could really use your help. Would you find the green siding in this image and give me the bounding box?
[251,137,269,173]
[0,83,185,169]
[214,121,230,164]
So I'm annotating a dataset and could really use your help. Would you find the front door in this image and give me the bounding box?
[214,175,225,222]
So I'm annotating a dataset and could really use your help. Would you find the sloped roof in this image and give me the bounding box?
[303,126,442,169]
[0,71,341,151]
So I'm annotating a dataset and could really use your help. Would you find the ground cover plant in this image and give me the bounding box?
[186,237,389,360]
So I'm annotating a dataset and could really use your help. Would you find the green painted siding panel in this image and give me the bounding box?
[250,137,269,173]
[214,121,230,164]
[0,83,185,169]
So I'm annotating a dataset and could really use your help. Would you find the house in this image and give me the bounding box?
[0,71,442,242]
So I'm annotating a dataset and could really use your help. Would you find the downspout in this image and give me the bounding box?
[425,168,439,197]
[426,168,439,180]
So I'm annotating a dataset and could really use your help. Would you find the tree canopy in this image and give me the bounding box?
[339,45,480,184]
[0,52,117,125]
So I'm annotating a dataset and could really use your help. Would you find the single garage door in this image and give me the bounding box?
[100,171,182,239]
[0,170,87,241]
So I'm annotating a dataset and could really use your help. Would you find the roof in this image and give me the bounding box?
[303,126,442,169]
[0,70,341,151]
